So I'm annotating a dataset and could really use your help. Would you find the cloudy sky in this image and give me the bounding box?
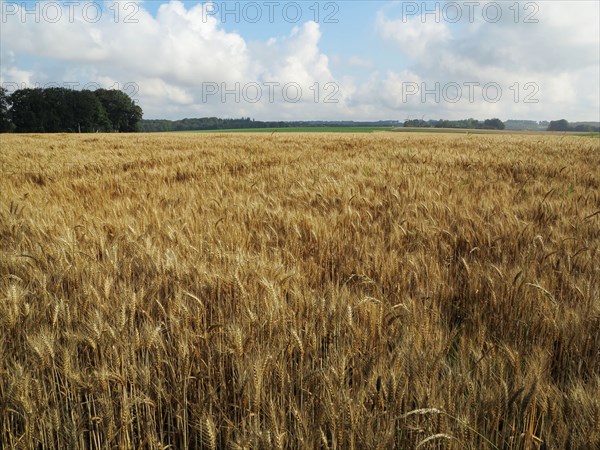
[1,0,599,121]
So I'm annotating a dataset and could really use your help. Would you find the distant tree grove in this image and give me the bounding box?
[403,118,506,130]
[0,87,142,133]
[547,119,599,132]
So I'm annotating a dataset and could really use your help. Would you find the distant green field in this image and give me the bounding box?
[395,128,600,136]
[182,126,393,133]
[392,127,512,135]
[172,127,599,136]
[180,127,523,135]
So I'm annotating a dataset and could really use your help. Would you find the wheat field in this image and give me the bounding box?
[0,132,599,449]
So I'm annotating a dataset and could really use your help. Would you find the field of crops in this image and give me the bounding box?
[1,132,599,449]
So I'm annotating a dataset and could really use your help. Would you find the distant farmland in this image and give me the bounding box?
[1,132,599,449]
[183,126,392,133]
[180,126,599,136]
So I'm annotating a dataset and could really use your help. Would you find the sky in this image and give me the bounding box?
[1,0,599,121]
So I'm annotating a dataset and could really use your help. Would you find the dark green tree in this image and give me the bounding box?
[9,88,46,132]
[94,89,143,132]
[483,118,505,130]
[0,87,14,132]
[7,87,140,133]
[40,87,71,132]
[71,90,112,132]
[572,124,595,132]
[547,119,570,131]
[403,119,430,128]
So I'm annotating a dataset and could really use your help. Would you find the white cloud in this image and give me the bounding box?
[376,10,451,59]
[374,1,600,120]
[0,66,35,89]
[0,0,598,121]
[0,0,345,119]
[134,78,194,105]
[1,1,252,84]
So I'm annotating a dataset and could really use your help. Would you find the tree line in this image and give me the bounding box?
[403,117,599,132]
[0,87,143,133]
[2,89,597,134]
[403,118,506,130]
[140,117,289,132]
[546,119,599,132]
[139,118,401,132]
